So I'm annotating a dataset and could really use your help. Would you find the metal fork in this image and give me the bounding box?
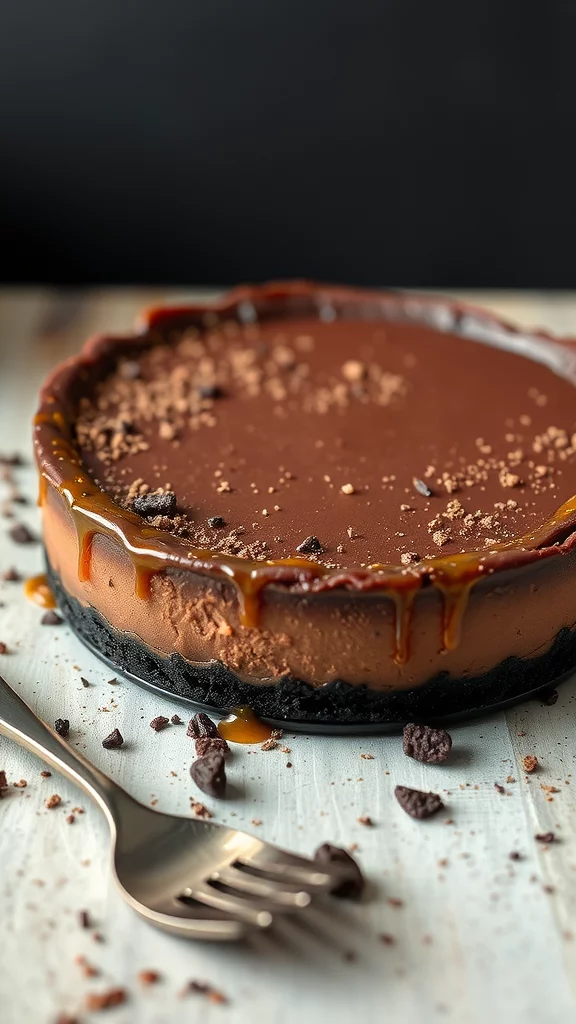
[0,674,348,941]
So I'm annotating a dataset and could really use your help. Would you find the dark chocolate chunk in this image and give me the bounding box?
[171,714,182,724]
[207,516,226,528]
[187,712,219,739]
[198,383,223,399]
[540,687,559,706]
[402,722,452,764]
[8,523,36,544]
[102,728,124,749]
[2,566,20,582]
[535,831,556,843]
[394,785,444,819]
[150,715,170,732]
[412,477,433,498]
[190,750,227,798]
[296,535,324,555]
[41,609,63,626]
[54,718,70,738]
[314,843,365,899]
[133,492,177,518]
[195,736,230,758]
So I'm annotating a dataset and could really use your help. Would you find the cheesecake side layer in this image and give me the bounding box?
[45,557,576,724]
[43,483,576,691]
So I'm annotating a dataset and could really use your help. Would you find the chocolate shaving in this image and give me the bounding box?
[102,728,124,749]
[394,785,444,819]
[133,492,177,518]
[296,535,324,555]
[187,712,219,739]
[402,722,452,764]
[412,477,433,498]
[535,831,556,843]
[190,750,227,798]
[314,843,365,899]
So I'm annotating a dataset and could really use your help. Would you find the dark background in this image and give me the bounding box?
[1,1,575,287]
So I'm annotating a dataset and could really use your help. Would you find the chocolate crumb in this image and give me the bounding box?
[296,535,324,555]
[260,738,278,751]
[314,843,365,899]
[150,715,170,732]
[54,718,70,738]
[66,813,76,824]
[0,769,7,793]
[535,831,556,843]
[45,794,62,809]
[400,551,420,565]
[107,677,118,685]
[190,751,227,798]
[379,933,396,945]
[394,785,444,819]
[13,779,27,788]
[2,566,20,581]
[207,516,226,528]
[171,714,182,724]
[0,453,23,467]
[187,712,218,739]
[102,728,124,749]
[133,491,177,518]
[40,770,51,778]
[522,755,539,773]
[79,909,91,929]
[8,523,36,544]
[494,782,505,794]
[0,642,7,655]
[41,609,62,626]
[413,477,433,498]
[85,988,127,1012]
[185,980,228,1004]
[402,722,452,764]
[138,970,160,985]
[357,815,373,827]
[80,677,90,687]
[509,851,522,861]
[55,1013,78,1024]
[190,801,212,818]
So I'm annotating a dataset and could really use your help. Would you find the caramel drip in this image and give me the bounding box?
[218,706,274,744]
[24,573,57,608]
[135,566,155,600]
[435,580,475,650]
[37,473,48,508]
[77,524,95,583]
[386,585,419,665]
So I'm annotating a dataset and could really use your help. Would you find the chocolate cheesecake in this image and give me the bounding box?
[34,283,576,726]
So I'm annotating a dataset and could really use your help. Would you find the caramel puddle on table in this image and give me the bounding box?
[24,573,56,608]
[218,706,274,744]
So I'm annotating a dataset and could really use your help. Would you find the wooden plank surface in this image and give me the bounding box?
[1,289,575,1024]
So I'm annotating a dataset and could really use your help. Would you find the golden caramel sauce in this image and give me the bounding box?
[24,573,57,608]
[217,706,274,744]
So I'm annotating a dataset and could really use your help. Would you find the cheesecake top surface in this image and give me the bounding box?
[70,295,576,571]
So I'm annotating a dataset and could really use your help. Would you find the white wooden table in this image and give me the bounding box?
[1,290,575,1024]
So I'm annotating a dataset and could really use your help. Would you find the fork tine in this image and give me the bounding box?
[235,855,342,892]
[181,886,274,928]
[211,866,311,907]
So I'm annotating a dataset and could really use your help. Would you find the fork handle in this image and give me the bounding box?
[0,672,120,829]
